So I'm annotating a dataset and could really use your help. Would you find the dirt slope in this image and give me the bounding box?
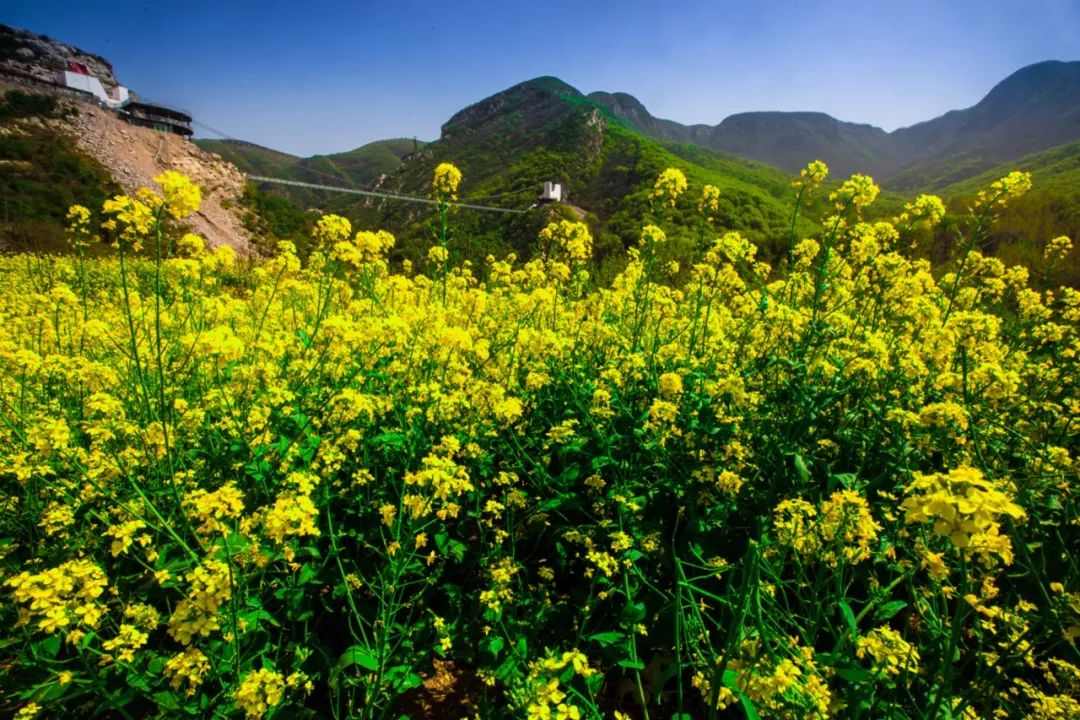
[63,102,252,252]
[1,76,252,253]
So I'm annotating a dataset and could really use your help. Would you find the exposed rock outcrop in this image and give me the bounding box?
[0,24,122,90]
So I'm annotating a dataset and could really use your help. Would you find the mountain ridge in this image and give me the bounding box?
[319,75,818,278]
[202,66,1078,274]
[198,61,1079,200]
[587,60,1080,184]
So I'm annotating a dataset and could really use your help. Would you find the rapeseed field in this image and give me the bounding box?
[0,165,1076,719]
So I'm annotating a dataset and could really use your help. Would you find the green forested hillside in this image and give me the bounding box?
[203,69,1071,284]
[888,61,1080,191]
[933,140,1080,285]
[0,90,118,252]
[223,77,931,281]
[319,78,823,280]
[284,139,422,185]
[198,137,427,209]
[274,138,425,208]
[194,138,299,176]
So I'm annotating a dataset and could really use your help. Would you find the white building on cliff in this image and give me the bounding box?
[55,61,129,107]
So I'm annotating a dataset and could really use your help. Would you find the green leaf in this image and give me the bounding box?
[433,531,468,562]
[298,563,319,585]
[337,645,379,672]
[621,601,646,625]
[588,631,624,647]
[537,492,579,513]
[617,658,645,671]
[386,665,424,692]
[831,472,857,489]
[590,456,613,472]
[793,453,811,484]
[739,693,761,719]
[835,666,873,684]
[494,654,518,681]
[875,600,907,621]
[370,432,407,450]
[484,636,505,657]
[559,464,581,483]
[34,634,61,659]
[838,600,858,638]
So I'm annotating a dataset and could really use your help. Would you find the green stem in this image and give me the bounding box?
[929,552,969,718]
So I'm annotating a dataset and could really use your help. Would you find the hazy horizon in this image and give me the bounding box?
[6,0,1080,156]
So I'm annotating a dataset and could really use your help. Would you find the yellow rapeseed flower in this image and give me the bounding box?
[640,224,667,247]
[313,214,353,248]
[830,174,880,211]
[902,466,1026,566]
[699,184,721,214]
[433,162,463,199]
[897,194,946,228]
[233,668,286,719]
[155,171,202,219]
[538,220,593,264]
[857,626,919,676]
[653,167,688,207]
[658,371,683,397]
[793,159,828,191]
[976,170,1032,210]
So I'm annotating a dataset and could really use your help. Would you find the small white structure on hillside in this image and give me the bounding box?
[541,181,563,203]
[54,61,129,108]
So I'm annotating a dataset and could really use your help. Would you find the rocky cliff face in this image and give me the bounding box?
[0,24,121,90]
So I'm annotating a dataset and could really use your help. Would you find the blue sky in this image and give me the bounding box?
[6,1,1079,156]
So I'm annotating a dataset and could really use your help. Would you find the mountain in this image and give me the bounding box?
[587,60,1080,187]
[194,139,298,177]
[343,77,806,277]
[940,139,1080,199]
[197,137,427,208]
[589,93,906,180]
[5,18,1076,273]
[281,138,423,191]
[888,61,1080,189]
[707,112,906,181]
[580,91,714,146]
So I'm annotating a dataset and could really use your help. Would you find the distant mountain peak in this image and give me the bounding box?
[886,59,1080,189]
[440,76,586,142]
[588,91,650,115]
[515,76,582,94]
[719,110,884,131]
[588,60,1080,186]
[995,59,1080,84]
[973,59,1080,108]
